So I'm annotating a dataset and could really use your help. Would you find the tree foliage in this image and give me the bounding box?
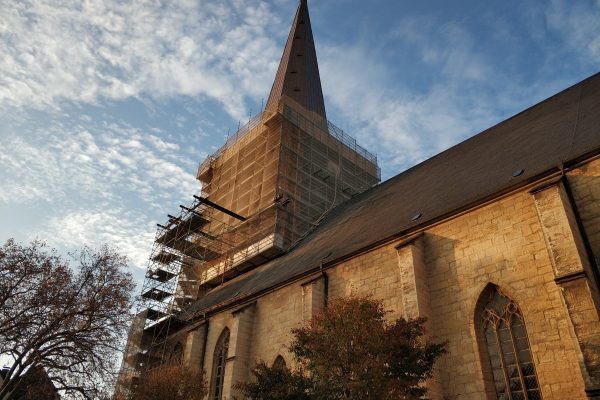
[127,364,207,400]
[236,361,312,400]
[238,296,446,400]
[0,239,135,400]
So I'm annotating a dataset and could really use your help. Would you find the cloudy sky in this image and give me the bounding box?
[1,0,599,286]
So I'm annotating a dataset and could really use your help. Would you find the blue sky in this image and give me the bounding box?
[1,0,599,286]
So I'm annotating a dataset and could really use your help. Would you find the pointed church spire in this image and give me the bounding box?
[265,0,327,120]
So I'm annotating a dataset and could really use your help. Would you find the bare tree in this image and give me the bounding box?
[0,239,135,400]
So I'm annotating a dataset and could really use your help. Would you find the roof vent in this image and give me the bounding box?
[512,169,524,177]
[411,213,422,221]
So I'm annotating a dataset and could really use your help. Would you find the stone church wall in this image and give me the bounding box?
[569,157,600,274]
[174,157,600,400]
[250,282,303,368]
[425,188,588,399]
[327,246,404,320]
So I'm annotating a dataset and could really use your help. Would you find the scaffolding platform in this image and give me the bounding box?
[132,193,256,370]
[141,288,171,302]
[151,251,179,265]
[164,237,221,261]
[142,315,187,338]
[146,309,168,321]
[147,267,177,282]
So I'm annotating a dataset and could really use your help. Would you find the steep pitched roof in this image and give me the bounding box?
[264,0,327,119]
[182,73,600,321]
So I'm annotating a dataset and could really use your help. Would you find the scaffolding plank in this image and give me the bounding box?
[156,226,180,247]
[147,267,177,282]
[143,315,187,337]
[151,251,179,265]
[186,213,210,231]
[146,308,168,321]
[141,288,171,301]
[166,238,222,261]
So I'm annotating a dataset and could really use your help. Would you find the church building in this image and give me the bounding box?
[118,1,600,399]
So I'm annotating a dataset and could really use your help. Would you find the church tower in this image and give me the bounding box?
[117,1,379,392]
[193,0,380,288]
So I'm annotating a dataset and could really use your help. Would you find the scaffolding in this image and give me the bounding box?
[117,99,380,394]
[120,194,249,383]
[276,102,380,245]
[196,97,380,252]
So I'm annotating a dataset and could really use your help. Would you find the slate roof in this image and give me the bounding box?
[265,0,327,119]
[182,72,600,321]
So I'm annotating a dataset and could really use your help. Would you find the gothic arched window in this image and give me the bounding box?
[210,328,230,400]
[170,342,183,365]
[478,286,542,400]
[273,355,286,370]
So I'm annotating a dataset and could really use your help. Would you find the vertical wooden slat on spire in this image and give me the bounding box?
[265,0,327,119]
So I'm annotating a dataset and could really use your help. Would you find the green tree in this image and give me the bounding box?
[127,364,207,400]
[238,296,446,400]
[0,239,135,400]
[236,361,313,400]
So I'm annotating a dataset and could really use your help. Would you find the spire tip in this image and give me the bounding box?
[265,0,326,119]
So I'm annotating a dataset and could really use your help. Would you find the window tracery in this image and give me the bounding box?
[210,328,230,400]
[170,342,183,365]
[481,288,542,400]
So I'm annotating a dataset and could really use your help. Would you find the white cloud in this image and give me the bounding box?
[320,35,498,173]
[0,0,285,120]
[321,2,599,177]
[544,0,600,63]
[0,117,199,206]
[0,108,205,273]
[34,207,155,269]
